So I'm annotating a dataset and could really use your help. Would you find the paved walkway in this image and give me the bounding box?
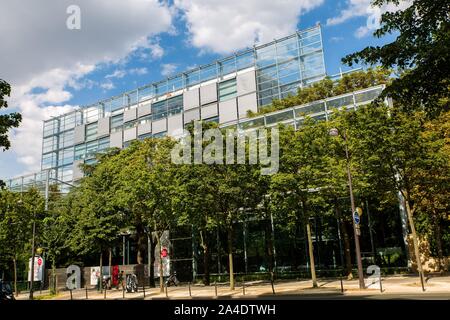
[15,275,450,300]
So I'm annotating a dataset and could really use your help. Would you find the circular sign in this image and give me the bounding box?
[37,257,43,266]
[161,248,168,258]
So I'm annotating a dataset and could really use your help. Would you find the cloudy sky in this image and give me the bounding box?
[0,0,405,180]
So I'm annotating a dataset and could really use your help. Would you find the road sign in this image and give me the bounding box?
[356,207,363,216]
[353,212,360,225]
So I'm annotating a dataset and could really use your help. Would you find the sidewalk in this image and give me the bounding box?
[15,275,450,300]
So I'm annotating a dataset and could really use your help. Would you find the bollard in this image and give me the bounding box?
[379,273,383,293]
[188,282,192,297]
[165,284,168,298]
[85,287,88,299]
[242,280,246,296]
[143,285,146,298]
[270,272,275,295]
[104,288,106,299]
[70,289,73,300]
[123,287,125,299]
[214,282,218,297]
[340,276,344,293]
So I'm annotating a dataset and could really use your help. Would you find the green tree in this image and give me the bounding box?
[41,184,74,293]
[0,79,22,152]
[342,0,450,116]
[0,188,43,295]
[270,120,332,287]
[411,111,450,271]
[67,151,126,289]
[340,104,431,287]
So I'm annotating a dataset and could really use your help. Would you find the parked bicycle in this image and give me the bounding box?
[165,271,180,287]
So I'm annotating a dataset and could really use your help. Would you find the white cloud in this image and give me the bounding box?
[330,36,344,43]
[129,67,149,76]
[149,42,165,59]
[161,63,178,77]
[327,0,371,26]
[100,81,115,90]
[0,0,173,178]
[173,0,324,54]
[326,0,412,38]
[354,26,371,38]
[105,70,127,79]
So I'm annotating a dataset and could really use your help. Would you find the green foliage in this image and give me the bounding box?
[342,0,450,116]
[247,67,390,118]
[0,79,22,151]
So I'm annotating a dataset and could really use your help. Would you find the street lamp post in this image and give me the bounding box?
[330,128,365,289]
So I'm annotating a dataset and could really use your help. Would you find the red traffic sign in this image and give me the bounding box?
[37,258,43,266]
[161,248,168,258]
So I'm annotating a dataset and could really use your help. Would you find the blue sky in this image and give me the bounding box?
[0,0,405,180]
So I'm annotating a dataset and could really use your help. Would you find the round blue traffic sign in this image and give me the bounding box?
[353,212,360,225]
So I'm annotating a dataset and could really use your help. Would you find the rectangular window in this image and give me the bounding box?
[97,137,110,152]
[85,122,98,141]
[152,100,167,120]
[167,95,183,116]
[43,136,58,153]
[138,86,154,102]
[218,78,237,102]
[74,144,85,161]
[186,69,200,87]
[256,43,277,68]
[111,114,123,132]
[138,133,153,140]
[152,131,167,138]
[85,140,98,159]
[124,120,137,130]
[219,58,236,76]
[139,115,152,125]
[200,64,217,82]
[236,51,255,70]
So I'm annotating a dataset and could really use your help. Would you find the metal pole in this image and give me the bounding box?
[148,232,151,286]
[366,199,376,263]
[243,221,248,274]
[270,211,277,271]
[29,216,36,300]
[123,235,126,266]
[127,237,130,265]
[344,131,365,289]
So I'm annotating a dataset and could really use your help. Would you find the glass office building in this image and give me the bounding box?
[5,25,383,189]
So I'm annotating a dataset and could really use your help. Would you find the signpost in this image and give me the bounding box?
[28,256,44,282]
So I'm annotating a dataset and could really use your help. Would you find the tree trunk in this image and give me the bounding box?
[99,251,103,291]
[13,257,18,296]
[342,226,354,279]
[200,230,210,286]
[433,210,444,272]
[404,193,425,288]
[157,235,164,293]
[136,225,146,264]
[108,247,112,289]
[51,260,56,294]
[227,226,234,290]
[306,221,318,288]
[149,237,155,287]
[265,221,274,273]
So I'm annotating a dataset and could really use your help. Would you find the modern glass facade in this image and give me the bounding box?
[27,25,325,184]
[5,25,382,190]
